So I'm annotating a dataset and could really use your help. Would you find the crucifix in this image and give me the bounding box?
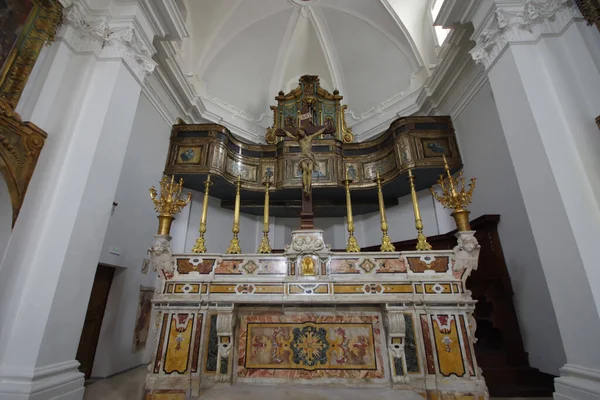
[276,101,336,229]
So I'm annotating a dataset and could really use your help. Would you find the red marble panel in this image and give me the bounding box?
[407,257,449,273]
[153,313,169,373]
[214,259,244,274]
[191,313,203,373]
[420,314,436,374]
[376,258,407,273]
[459,315,475,376]
[330,259,360,274]
[177,258,215,274]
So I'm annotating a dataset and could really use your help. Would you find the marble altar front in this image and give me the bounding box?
[144,229,487,400]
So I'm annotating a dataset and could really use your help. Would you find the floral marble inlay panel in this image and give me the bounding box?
[237,313,385,380]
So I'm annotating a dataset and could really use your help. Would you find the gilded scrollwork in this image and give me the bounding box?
[0,0,63,109]
[0,0,62,225]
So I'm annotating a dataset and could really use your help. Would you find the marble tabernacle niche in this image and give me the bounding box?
[144,229,488,400]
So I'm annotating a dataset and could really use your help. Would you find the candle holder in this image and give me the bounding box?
[149,175,191,236]
[407,169,432,251]
[375,172,395,252]
[192,175,213,253]
[226,176,242,254]
[430,156,476,231]
[257,177,272,254]
[342,173,360,253]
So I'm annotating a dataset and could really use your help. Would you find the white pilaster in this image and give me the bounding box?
[467,1,600,398]
[0,0,184,398]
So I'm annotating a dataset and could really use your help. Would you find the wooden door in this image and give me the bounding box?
[75,264,115,379]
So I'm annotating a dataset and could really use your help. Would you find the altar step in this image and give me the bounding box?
[197,384,424,400]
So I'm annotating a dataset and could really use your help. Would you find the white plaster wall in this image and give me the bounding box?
[0,179,12,266]
[354,189,440,248]
[92,94,171,377]
[184,192,261,254]
[451,81,565,375]
[266,189,439,251]
[272,217,295,250]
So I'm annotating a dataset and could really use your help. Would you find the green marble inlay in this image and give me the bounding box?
[394,357,404,376]
[404,314,419,373]
[220,356,228,374]
[205,315,218,372]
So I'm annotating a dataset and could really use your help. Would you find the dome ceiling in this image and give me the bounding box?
[177,0,437,142]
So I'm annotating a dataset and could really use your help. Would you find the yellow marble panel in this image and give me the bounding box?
[174,283,200,293]
[431,316,465,377]
[424,284,452,294]
[209,284,236,293]
[333,284,364,294]
[383,284,413,293]
[164,314,194,374]
[254,284,285,294]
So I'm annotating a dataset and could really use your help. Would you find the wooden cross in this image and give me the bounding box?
[275,102,336,229]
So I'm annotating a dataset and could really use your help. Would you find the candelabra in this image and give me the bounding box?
[149,175,192,236]
[226,176,242,254]
[407,169,432,251]
[375,172,395,252]
[192,175,213,253]
[257,177,272,254]
[343,171,360,252]
[430,156,477,231]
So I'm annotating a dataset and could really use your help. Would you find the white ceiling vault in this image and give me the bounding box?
[156,0,461,143]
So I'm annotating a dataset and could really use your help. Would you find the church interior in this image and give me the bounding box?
[1,0,600,399]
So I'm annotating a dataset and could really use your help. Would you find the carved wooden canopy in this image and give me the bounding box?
[165,116,462,218]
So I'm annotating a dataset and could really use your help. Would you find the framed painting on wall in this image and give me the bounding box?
[0,0,63,109]
[132,285,155,353]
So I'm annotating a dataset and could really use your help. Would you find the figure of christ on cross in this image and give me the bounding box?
[276,103,336,229]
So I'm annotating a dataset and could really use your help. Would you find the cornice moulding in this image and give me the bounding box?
[435,0,481,28]
[470,0,581,70]
[60,0,157,83]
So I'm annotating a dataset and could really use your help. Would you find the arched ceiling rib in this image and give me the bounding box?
[178,0,438,142]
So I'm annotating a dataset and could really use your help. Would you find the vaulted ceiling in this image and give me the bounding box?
[172,0,443,142]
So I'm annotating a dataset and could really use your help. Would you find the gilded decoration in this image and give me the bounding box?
[266,75,353,144]
[0,0,62,225]
[165,115,461,220]
[238,314,384,378]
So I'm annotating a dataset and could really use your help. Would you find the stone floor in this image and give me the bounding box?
[83,366,554,400]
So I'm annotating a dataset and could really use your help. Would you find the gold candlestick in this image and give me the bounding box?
[343,170,360,253]
[430,155,477,231]
[192,175,213,253]
[375,171,395,252]
[149,175,192,236]
[226,176,242,254]
[257,178,272,254]
[407,169,432,251]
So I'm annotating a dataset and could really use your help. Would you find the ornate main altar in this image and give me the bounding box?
[144,77,487,399]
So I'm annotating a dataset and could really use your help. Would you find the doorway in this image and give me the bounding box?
[75,264,116,379]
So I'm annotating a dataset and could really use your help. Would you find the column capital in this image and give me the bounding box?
[59,0,159,83]
[470,0,581,70]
